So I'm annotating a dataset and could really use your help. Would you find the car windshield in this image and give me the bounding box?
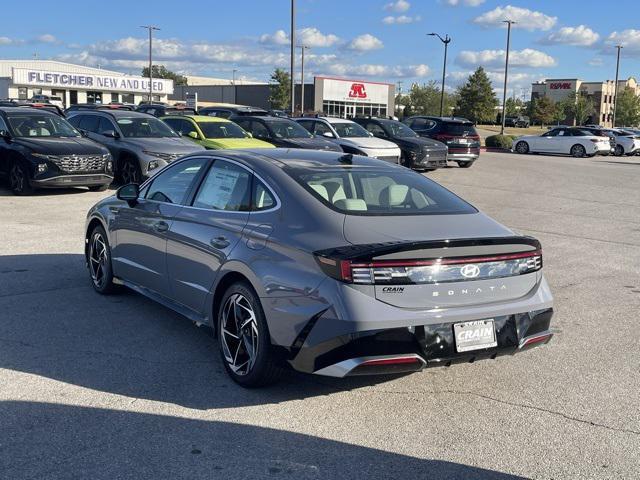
[267,120,312,139]
[7,114,80,138]
[116,117,178,138]
[198,121,247,139]
[331,122,371,138]
[379,120,418,138]
[287,168,477,216]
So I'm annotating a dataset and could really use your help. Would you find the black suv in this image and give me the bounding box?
[199,105,268,119]
[232,116,342,151]
[352,117,448,170]
[0,107,113,195]
[403,116,480,168]
[65,103,136,115]
[505,116,530,128]
[136,104,197,117]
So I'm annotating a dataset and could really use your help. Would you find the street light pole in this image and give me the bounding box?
[500,20,516,135]
[612,44,623,128]
[298,45,309,113]
[232,69,238,104]
[290,0,296,114]
[428,33,451,116]
[140,25,160,103]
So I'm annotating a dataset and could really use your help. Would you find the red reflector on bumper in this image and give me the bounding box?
[361,356,422,366]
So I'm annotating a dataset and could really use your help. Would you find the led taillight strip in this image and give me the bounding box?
[350,249,542,269]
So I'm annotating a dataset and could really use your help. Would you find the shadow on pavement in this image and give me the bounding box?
[0,253,420,410]
[0,401,527,480]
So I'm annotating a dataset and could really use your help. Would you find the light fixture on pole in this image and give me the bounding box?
[500,20,516,135]
[298,45,310,114]
[140,25,160,102]
[612,44,623,128]
[290,0,296,114]
[428,33,451,116]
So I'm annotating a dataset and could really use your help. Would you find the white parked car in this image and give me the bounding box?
[295,116,401,163]
[30,94,64,109]
[605,129,640,156]
[513,127,612,157]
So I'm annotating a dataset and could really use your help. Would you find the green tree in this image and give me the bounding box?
[141,65,188,86]
[614,87,640,127]
[570,92,595,126]
[454,67,498,124]
[268,68,291,110]
[532,96,556,126]
[505,97,524,117]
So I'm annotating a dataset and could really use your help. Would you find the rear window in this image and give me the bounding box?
[442,122,477,136]
[287,168,476,216]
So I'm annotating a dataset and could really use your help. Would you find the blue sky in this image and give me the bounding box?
[2,0,640,97]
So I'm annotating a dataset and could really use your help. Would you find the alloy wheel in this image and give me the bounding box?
[220,293,259,376]
[516,141,529,154]
[571,145,586,157]
[89,232,108,289]
[121,161,139,184]
[9,164,25,193]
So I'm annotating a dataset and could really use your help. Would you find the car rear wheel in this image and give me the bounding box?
[9,161,34,196]
[119,158,142,185]
[217,282,282,387]
[515,141,529,154]
[614,144,624,156]
[570,144,586,158]
[457,161,473,168]
[88,225,119,294]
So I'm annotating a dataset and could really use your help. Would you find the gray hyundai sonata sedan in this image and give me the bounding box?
[85,149,553,387]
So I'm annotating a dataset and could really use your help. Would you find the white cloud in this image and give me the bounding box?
[604,29,640,55]
[259,30,289,45]
[37,34,58,44]
[456,48,556,69]
[347,34,383,51]
[473,5,557,31]
[384,0,410,12]
[0,36,24,46]
[382,15,421,24]
[444,0,485,6]
[588,57,604,67]
[297,28,340,47]
[541,25,599,46]
[326,62,429,78]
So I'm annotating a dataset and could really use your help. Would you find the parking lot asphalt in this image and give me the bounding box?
[1,151,639,480]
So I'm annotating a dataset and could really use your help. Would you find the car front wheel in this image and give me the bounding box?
[9,161,34,196]
[119,158,142,185]
[457,161,473,168]
[88,225,119,294]
[217,282,282,387]
[614,144,624,156]
[515,141,529,154]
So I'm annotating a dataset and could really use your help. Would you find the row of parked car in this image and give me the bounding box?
[0,99,481,195]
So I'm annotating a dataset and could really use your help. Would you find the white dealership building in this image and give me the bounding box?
[313,76,395,118]
[0,60,173,107]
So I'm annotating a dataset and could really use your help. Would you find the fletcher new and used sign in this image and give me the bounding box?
[12,68,174,94]
[320,77,390,104]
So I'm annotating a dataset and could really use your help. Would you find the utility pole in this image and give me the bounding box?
[140,25,160,102]
[428,33,451,116]
[612,44,623,128]
[298,45,309,114]
[232,69,238,104]
[500,20,516,135]
[290,0,296,114]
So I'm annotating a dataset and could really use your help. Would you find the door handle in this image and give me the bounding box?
[210,236,230,249]
[154,221,169,233]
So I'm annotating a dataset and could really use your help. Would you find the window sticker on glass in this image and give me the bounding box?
[195,170,241,210]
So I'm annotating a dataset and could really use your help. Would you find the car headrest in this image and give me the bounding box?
[309,184,329,201]
[322,181,346,203]
[334,199,367,211]
[379,185,409,207]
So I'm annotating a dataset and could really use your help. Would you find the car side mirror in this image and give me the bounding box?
[0,129,11,140]
[103,130,120,139]
[245,132,253,138]
[116,183,139,205]
[188,131,199,140]
[322,131,334,138]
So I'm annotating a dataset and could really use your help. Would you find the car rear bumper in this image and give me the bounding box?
[414,151,448,169]
[295,308,553,377]
[447,147,480,161]
[32,173,113,188]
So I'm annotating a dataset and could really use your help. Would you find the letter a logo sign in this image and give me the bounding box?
[349,83,367,99]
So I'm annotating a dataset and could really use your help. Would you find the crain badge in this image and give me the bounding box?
[460,264,480,279]
[382,287,404,293]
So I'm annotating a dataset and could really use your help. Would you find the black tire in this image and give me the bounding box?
[457,161,473,168]
[614,144,624,156]
[9,160,34,196]
[119,157,142,185]
[217,281,283,387]
[87,225,119,294]
[515,141,529,154]
[400,151,413,169]
[88,184,110,192]
[570,144,586,158]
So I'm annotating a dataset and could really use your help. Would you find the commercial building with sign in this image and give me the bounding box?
[531,77,639,127]
[169,75,395,117]
[0,60,173,107]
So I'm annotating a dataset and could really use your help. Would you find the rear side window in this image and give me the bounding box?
[192,160,251,211]
[442,122,477,136]
[252,178,276,211]
[288,168,476,216]
[79,115,100,132]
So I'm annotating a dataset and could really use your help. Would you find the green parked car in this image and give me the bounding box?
[160,115,274,150]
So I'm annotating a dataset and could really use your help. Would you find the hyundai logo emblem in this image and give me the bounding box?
[460,264,481,278]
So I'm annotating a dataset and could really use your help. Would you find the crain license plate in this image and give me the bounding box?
[453,319,497,352]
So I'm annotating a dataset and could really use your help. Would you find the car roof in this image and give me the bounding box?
[0,106,57,116]
[74,109,152,118]
[235,115,293,122]
[162,114,230,123]
[409,116,473,123]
